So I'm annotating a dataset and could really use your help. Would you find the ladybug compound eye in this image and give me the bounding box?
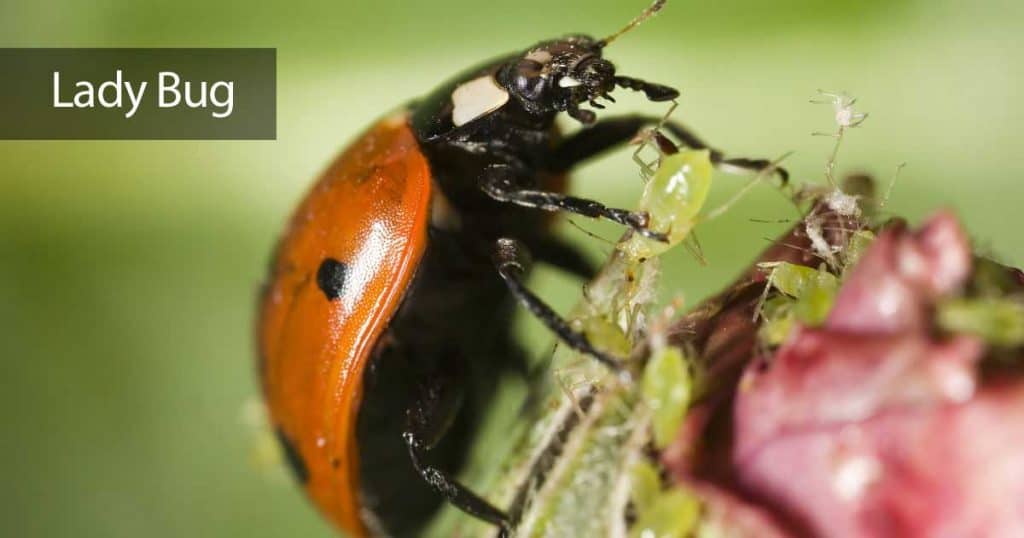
[514,74,546,100]
[451,75,511,127]
[509,59,547,100]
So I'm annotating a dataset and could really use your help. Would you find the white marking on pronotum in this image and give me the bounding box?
[558,76,583,88]
[451,75,510,127]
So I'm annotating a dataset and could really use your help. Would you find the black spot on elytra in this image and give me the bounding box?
[316,258,348,300]
[275,428,309,485]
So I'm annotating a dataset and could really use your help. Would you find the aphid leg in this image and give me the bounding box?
[753,261,782,322]
[631,101,680,178]
[550,115,678,172]
[403,372,511,535]
[493,238,630,380]
[481,164,668,242]
[879,162,907,210]
[548,115,789,184]
[631,133,661,178]
[682,230,707,265]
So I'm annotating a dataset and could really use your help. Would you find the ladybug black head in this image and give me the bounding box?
[496,36,612,124]
[495,1,677,125]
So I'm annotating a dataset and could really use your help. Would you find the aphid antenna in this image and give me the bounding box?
[567,217,617,246]
[598,0,668,48]
[759,236,822,261]
[656,99,679,130]
[749,217,796,224]
[554,371,588,420]
[819,224,869,234]
[704,151,794,222]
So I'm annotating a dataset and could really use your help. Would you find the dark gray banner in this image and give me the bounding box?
[0,48,276,139]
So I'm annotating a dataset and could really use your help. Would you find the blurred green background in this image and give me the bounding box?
[1,1,1022,536]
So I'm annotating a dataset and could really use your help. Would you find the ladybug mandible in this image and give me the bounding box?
[257,1,785,536]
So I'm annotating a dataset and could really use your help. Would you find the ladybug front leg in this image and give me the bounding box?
[403,372,512,536]
[493,238,628,377]
[548,114,789,184]
[481,164,668,241]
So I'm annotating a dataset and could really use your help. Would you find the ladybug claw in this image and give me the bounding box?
[636,226,670,243]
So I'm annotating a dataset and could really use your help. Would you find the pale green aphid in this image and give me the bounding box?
[580,315,633,358]
[629,488,701,538]
[759,230,869,347]
[757,262,840,345]
[621,149,714,261]
[758,295,797,347]
[630,460,701,538]
[642,345,692,449]
[842,229,875,274]
[937,297,1024,346]
[761,261,839,325]
[630,460,663,514]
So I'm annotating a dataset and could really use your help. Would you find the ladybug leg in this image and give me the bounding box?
[614,75,681,102]
[482,164,668,242]
[493,238,628,376]
[403,374,511,534]
[549,115,789,184]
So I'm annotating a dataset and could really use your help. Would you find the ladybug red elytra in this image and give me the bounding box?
[257,1,786,536]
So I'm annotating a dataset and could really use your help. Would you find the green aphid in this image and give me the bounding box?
[621,149,713,261]
[794,274,839,326]
[629,488,701,538]
[756,263,840,348]
[642,345,692,450]
[758,295,796,347]
[581,315,633,357]
[630,460,663,515]
[843,229,875,274]
[937,297,1024,346]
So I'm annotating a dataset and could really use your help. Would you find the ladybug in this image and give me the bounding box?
[258,1,786,536]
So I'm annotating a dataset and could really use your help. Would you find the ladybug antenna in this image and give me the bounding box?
[597,0,667,48]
